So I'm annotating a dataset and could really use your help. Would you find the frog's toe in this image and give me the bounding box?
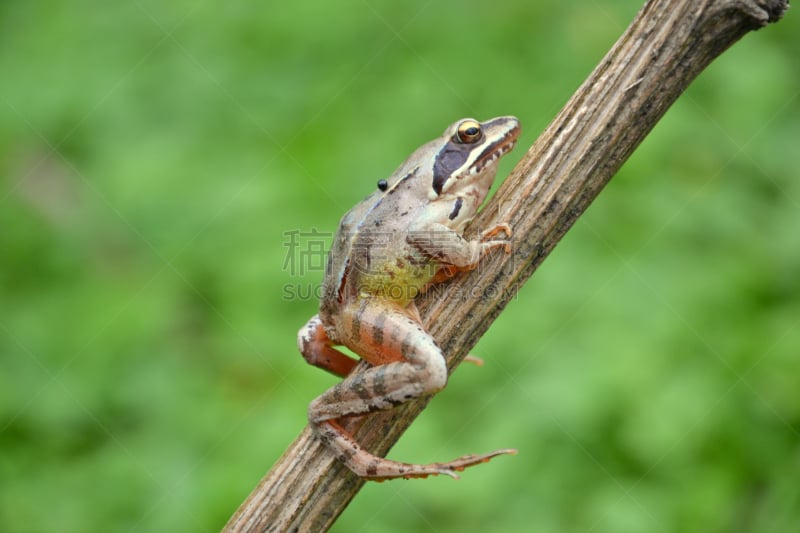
[481,223,512,240]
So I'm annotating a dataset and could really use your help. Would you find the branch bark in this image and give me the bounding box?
[224,0,788,531]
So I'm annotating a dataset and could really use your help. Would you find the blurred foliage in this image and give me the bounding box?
[1,1,798,532]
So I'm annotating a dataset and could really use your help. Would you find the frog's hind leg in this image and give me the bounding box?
[298,314,358,378]
[315,419,515,480]
[308,301,515,480]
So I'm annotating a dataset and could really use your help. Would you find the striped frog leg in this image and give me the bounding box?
[305,299,515,480]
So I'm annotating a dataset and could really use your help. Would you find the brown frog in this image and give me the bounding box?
[298,116,520,480]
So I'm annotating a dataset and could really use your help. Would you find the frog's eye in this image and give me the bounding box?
[455,120,482,144]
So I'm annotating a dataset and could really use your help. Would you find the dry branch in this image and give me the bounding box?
[224,0,789,531]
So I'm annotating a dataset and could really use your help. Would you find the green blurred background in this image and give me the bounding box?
[1,1,798,531]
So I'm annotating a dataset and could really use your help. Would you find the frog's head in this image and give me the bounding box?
[431,116,520,198]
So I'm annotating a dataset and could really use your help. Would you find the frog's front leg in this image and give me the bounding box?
[412,222,512,283]
[308,300,515,480]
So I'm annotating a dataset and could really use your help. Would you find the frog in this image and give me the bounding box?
[297,116,521,480]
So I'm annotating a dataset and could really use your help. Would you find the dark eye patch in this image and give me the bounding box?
[432,141,473,195]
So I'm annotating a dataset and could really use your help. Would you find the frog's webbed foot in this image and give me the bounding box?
[316,420,516,480]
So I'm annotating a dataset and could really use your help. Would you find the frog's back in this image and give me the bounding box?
[320,166,432,320]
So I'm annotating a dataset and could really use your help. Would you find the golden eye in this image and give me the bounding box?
[456,120,482,144]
